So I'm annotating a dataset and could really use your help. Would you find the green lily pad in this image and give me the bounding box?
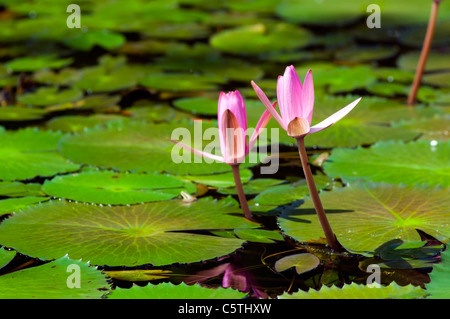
[33,68,83,86]
[0,128,81,181]
[58,121,259,176]
[127,104,177,123]
[0,198,258,266]
[0,256,110,299]
[17,87,84,107]
[423,72,450,88]
[182,169,252,188]
[393,116,450,141]
[366,82,408,97]
[276,0,368,26]
[0,107,47,122]
[279,282,425,299]
[274,253,320,274]
[278,182,450,254]
[46,114,129,133]
[232,228,284,243]
[63,30,126,51]
[0,181,45,198]
[301,96,422,148]
[143,22,210,40]
[5,55,73,72]
[218,178,285,196]
[400,21,450,48]
[398,51,450,72]
[426,247,450,299]
[323,140,450,187]
[0,197,50,215]
[107,282,248,299]
[0,248,16,269]
[334,45,399,63]
[173,96,218,115]
[103,269,173,282]
[210,23,312,55]
[139,73,218,92]
[42,170,196,205]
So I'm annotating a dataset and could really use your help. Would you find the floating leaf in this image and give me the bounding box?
[0,197,50,215]
[210,23,312,55]
[0,198,258,266]
[274,253,320,274]
[107,282,247,299]
[63,30,126,51]
[323,140,450,187]
[182,169,252,188]
[42,170,196,205]
[0,107,47,122]
[233,228,284,244]
[5,55,73,72]
[398,51,450,72]
[279,282,425,299]
[46,114,129,133]
[103,269,173,282]
[426,247,450,299]
[278,183,450,254]
[0,182,45,198]
[0,128,81,181]
[139,73,218,92]
[17,87,84,107]
[0,256,110,299]
[58,121,259,175]
[393,116,450,141]
[0,248,16,269]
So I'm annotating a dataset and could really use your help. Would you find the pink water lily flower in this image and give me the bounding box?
[251,65,362,138]
[171,90,272,166]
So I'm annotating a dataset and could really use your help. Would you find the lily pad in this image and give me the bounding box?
[107,282,248,299]
[0,197,50,215]
[42,170,196,205]
[173,96,218,115]
[57,121,259,175]
[0,248,16,269]
[210,23,312,55]
[5,55,73,72]
[46,114,129,133]
[279,282,425,299]
[0,128,81,181]
[139,73,218,92]
[63,30,126,51]
[17,87,84,107]
[274,253,320,274]
[0,182,45,198]
[0,107,47,122]
[278,182,450,254]
[323,140,450,187]
[393,116,450,141]
[0,256,110,299]
[0,198,258,266]
[398,51,450,72]
[182,169,252,188]
[426,247,450,299]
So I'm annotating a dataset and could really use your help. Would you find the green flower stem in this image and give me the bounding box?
[407,0,441,106]
[296,137,341,252]
[231,164,252,220]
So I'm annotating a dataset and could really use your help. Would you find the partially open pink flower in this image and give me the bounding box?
[252,65,361,138]
[171,90,272,165]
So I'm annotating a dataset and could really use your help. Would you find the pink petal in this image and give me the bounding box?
[301,69,314,124]
[278,66,303,124]
[251,80,286,130]
[248,107,272,151]
[168,139,225,163]
[309,97,362,134]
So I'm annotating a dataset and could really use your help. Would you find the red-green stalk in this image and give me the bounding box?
[407,0,442,106]
[296,137,341,252]
[231,164,252,221]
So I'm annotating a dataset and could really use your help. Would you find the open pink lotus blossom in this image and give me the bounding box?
[171,90,272,165]
[251,65,361,138]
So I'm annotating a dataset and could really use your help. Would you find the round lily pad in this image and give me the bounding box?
[397,51,450,72]
[0,198,258,266]
[17,87,84,107]
[280,282,425,299]
[5,55,73,72]
[57,121,258,175]
[210,23,312,55]
[46,114,129,133]
[42,170,196,205]
[0,107,47,122]
[0,256,110,299]
[63,30,126,51]
[139,73,218,92]
[0,128,81,181]
[107,282,248,299]
[323,140,450,187]
[274,253,320,274]
[278,182,450,254]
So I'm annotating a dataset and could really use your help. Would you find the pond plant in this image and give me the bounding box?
[0,0,448,301]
